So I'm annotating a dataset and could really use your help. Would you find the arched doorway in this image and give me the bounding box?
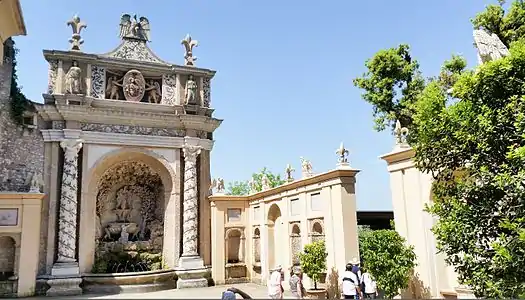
[267,204,282,271]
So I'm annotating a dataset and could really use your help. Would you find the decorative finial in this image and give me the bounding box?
[67,14,87,51]
[181,34,199,66]
[300,157,314,178]
[336,142,350,166]
[394,120,409,149]
[249,177,257,194]
[119,14,151,41]
[285,164,295,182]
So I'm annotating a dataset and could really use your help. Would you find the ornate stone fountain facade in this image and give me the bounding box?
[33,13,221,296]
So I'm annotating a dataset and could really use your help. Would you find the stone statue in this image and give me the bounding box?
[122,70,146,102]
[300,157,313,178]
[285,164,295,182]
[27,172,44,193]
[473,29,509,64]
[394,120,409,148]
[216,178,225,194]
[119,14,151,41]
[210,178,217,195]
[249,178,257,193]
[184,75,198,105]
[261,175,271,191]
[65,61,82,94]
[145,80,162,103]
[119,224,129,243]
[105,76,124,100]
[181,34,199,66]
[67,15,87,51]
[336,142,350,164]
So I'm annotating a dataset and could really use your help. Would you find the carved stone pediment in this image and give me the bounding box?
[103,39,168,65]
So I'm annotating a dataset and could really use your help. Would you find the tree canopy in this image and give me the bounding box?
[226,167,286,195]
[298,240,327,290]
[354,0,525,297]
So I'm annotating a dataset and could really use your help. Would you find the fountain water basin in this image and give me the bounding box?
[82,269,177,294]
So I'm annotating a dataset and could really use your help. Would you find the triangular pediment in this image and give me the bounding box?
[102,38,169,65]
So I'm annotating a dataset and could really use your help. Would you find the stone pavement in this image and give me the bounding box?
[31,283,294,299]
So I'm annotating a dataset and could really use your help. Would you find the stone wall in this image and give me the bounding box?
[0,50,44,192]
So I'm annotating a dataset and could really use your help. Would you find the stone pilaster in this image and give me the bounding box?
[46,139,83,297]
[175,143,208,288]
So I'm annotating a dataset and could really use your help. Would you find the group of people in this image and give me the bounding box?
[264,258,378,299]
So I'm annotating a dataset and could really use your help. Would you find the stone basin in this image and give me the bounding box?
[82,269,177,294]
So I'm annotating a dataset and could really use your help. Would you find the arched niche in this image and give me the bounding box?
[225,228,245,264]
[0,236,16,280]
[289,223,302,265]
[253,227,261,263]
[309,219,325,243]
[266,204,282,270]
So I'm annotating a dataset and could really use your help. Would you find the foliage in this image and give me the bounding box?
[298,240,327,290]
[472,0,525,48]
[358,227,417,298]
[3,38,29,125]
[226,167,286,195]
[353,44,426,132]
[412,41,525,298]
[91,251,163,273]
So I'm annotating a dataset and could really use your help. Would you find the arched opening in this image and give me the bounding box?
[253,227,261,263]
[0,236,15,280]
[311,221,325,243]
[267,204,282,271]
[226,229,243,264]
[92,159,168,274]
[290,224,301,266]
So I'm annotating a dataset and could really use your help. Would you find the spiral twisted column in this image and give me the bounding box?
[181,144,201,257]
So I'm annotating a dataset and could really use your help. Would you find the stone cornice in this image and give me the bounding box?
[40,130,215,150]
[209,168,360,204]
[42,49,216,78]
[34,99,223,133]
[379,147,415,166]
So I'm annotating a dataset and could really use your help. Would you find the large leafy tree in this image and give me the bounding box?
[226,167,286,195]
[298,240,328,290]
[413,41,525,298]
[359,225,417,298]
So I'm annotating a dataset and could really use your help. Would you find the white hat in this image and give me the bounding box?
[273,265,282,271]
[349,257,360,265]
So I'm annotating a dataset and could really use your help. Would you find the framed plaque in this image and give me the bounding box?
[227,208,242,223]
[0,209,18,226]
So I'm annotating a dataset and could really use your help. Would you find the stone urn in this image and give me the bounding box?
[107,223,123,235]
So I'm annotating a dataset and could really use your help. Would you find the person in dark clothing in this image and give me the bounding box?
[223,287,253,299]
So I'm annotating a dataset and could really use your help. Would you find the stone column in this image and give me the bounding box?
[47,139,83,297]
[175,143,208,288]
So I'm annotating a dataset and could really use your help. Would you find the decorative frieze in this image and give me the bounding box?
[107,39,163,63]
[202,77,211,107]
[80,123,185,137]
[47,60,58,94]
[181,144,201,257]
[161,74,177,105]
[56,139,83,263]
[90,66,106,99]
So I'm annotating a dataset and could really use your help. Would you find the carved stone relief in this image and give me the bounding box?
[47,60,58,94]
[80,123,185,137]
[95,161,164,255]
[161,74,176,105]
[202,77,211,107]
[107,39,163,63]
[289,222,301,265]
[308,218,325,243]
[90,66,106,99]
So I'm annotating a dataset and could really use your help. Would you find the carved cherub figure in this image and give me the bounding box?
[65,61,82,94]
[216,178,225,194]
[145,80,162,103]
[105,76,124,100]
[285,164,295,182]
[185,75,198,105]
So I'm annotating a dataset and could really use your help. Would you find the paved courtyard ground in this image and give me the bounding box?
[32,283,294,299]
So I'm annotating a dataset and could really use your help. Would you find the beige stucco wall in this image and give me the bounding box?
[380,147,474,299]
[0,193,43,297]
[210,167,360,295]
[0,0,26,64]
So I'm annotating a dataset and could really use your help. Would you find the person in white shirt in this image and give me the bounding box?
[340,263,362,299]
[361,270,378,299]
[268,265,284,299]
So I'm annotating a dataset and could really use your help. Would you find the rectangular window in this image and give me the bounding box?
[253,206,260,221]
[290,198,300,216]
[227,208,242,223]
[310,193,322,211]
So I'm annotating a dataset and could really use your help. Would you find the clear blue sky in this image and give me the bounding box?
[14,0,494,211]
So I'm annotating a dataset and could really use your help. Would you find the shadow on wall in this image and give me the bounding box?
[326,267,340,299]
[400,271,431,299]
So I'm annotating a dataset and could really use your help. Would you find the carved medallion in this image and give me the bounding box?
[122,69,146,102]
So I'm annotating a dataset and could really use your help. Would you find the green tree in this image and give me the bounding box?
[412,41,525,298]
[353,44,426,132]
[359,226,417,298]
[472,0,525,48]
[298,240,327,290]
[226,167,286,195]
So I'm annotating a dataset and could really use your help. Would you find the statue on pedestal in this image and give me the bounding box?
[185,75,198,105]
[285,164,295,182]
[119,14,151,41]
[65,61,82,94]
